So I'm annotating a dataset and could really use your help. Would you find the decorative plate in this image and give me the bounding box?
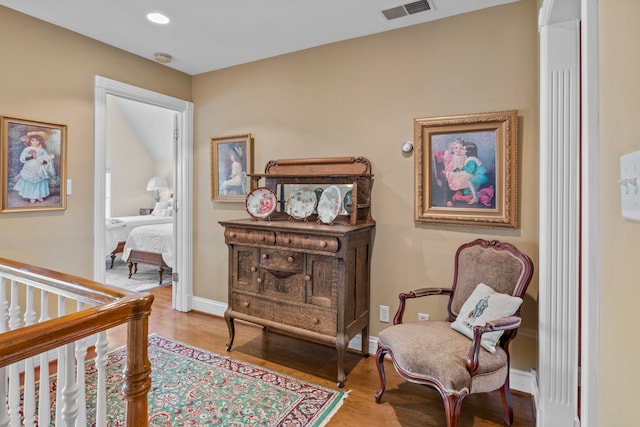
[286,187,317,219]
[317,186,342,224]
[245,187,277,219]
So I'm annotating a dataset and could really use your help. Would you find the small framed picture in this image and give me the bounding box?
[1,117,67,212]
[210,133,253,202]
[414,110,519,227]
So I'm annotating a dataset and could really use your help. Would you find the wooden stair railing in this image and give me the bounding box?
[0,257,154,427]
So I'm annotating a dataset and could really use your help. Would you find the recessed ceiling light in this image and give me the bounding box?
[147,12,170,24]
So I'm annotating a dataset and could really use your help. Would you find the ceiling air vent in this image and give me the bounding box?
[382,1,431,21]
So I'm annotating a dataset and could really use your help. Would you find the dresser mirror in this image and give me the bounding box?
[275,183,353,215]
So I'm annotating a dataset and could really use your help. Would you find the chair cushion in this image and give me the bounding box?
[378,320,508,393]
[451,283,523,353]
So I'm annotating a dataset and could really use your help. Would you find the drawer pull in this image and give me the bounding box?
[242,301,250,308]
[250,266,257,272]
[257,277,263,284]
[320,240,327,248]
[304,275,311,281]
[285,238,291,244]
[262,253,268,260]
[311,318,319,324]
[229,232,236,238]
[287,256,294,263]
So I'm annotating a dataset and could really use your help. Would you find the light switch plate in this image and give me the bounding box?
[620,151,640,222]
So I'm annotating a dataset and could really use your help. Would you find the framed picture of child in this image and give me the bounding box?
[1,117,67,212]
[413,110,518,228]
[210,133,253,202]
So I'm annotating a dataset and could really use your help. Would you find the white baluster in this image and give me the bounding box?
[0,277,8,331]
[56,295,66,425]
[74,302,87,427]
[94,332,108,427]
[38,290,51,426]
[0,277,9,427]
[7,280,21,425]
[23,286,36,426]
[60,343,79,426]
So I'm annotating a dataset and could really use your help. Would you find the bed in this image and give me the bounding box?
[105,215,173,268]
[122,223,174,285]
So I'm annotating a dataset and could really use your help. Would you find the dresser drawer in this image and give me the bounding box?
[225,228,275,245]
[231,292,337,336]
[275,232,339,253]
[259,248,303,272]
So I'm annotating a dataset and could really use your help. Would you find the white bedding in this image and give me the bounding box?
[105,216,173,256]
[122,223,174,268]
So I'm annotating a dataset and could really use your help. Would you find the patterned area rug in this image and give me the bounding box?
[50,334,347,426]
[104,258,171,291]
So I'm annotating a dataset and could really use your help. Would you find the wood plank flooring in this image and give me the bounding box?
[108,286,536,426]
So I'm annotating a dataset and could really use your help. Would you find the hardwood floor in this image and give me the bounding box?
[108,286,536,427]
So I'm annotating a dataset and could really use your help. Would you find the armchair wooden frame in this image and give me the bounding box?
[374,239,534,427]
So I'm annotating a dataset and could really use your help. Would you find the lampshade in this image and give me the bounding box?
[147,176,168,202]
[146,176,168,191]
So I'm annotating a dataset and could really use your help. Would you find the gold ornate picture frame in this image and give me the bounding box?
[1,117,67,212]
[414,110,518,227]
[210,133,253,202]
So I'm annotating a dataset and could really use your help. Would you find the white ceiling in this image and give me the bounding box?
[2,0,519,161]
[0,0,520,76]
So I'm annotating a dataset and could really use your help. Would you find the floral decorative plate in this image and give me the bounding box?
[245,187,277,219]
[317,186,342,224]
[286,187,317,220]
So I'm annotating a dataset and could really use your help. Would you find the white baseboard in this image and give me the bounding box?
[190,296,534,395]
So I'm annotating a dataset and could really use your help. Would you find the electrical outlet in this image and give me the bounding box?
[418,313,430,321]
[379,305,389,323]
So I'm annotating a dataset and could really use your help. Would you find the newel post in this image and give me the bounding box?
[123,297,153,426]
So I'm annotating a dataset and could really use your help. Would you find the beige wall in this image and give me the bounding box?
[106,98,155,217]
[599,0,640,423]
[0,1,540,374]
[0,7,191,276]
[193,0,539,370]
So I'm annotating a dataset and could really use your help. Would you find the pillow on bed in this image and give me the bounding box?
[151,201,172,217]
[451,283,522,353]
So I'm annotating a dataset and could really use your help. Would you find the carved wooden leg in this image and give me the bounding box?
[499,378,514,425]
[224,312,235,351]
[336,334,347,388]
[110,252,116,269]
[360,325,370,357]
[128,262,134,278]
[157,265,164,285]
[443,393,465,427]
[374,346,387,403]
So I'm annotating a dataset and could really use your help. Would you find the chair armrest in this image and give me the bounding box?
[465,316,521,376]
[393,287,452,325]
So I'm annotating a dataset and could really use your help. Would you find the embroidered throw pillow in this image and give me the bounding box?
[451,283,523,353]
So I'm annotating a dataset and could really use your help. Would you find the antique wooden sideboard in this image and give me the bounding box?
[219,156,375,387]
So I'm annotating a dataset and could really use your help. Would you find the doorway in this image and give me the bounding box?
[93,76,194,312]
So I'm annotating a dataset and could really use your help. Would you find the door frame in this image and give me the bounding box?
[92,76,194,312]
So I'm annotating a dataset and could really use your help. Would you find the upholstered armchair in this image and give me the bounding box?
[375,239,534,427]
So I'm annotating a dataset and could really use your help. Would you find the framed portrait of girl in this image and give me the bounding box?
[1,117,67,212]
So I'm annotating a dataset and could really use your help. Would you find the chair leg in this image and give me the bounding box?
[499,379,515,425]
[374,346,388,403]
[443,392,465,427]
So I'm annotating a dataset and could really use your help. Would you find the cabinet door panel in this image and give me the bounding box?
[306,255,338,309]
[233,247,258,292]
